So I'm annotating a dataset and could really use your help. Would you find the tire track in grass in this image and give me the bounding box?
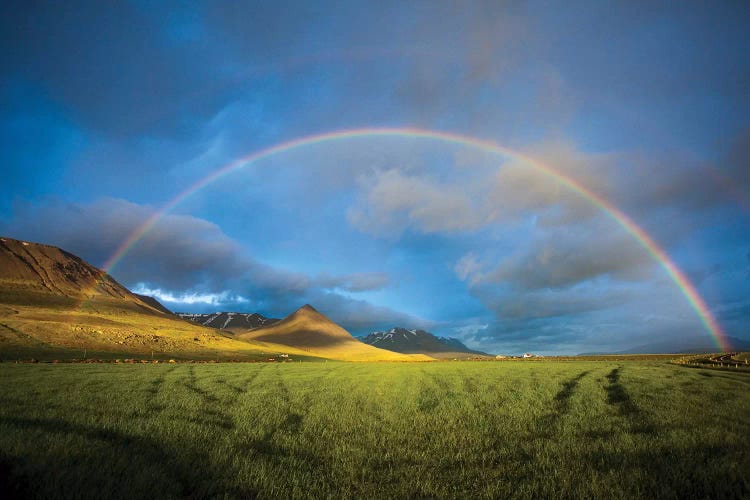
[141,365,245,431]
[144,365,178,413]
[169,365,235,431]
[417,366,462,414]
[535,370,591,438]
[183,365,219,404]
[237,365,309,456]
[604,366,656,435]
[416,367,442,413]
[273,366,306,435]
[212,363,269,403]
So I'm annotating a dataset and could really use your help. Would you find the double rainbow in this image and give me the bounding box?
[100,127,730,352]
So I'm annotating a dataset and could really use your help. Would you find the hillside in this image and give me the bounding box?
[134,293,175,315]
[236,305,432,361]
[0,236,162,314]
[0,237,322,361]
[362,327,492,359]
[177,311,279,331]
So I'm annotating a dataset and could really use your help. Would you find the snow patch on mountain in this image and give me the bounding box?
[176,311,280,330]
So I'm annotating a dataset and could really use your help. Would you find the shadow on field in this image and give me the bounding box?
[0,455,28,499]
[536,371,590,436]
[582,443,748,498]
[557,371,590,406]
[0,415,257,498]
[605,367,656,435]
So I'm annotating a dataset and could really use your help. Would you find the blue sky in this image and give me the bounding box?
[1,1,749,354]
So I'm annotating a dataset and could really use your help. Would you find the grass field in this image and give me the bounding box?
[1,361,748,498]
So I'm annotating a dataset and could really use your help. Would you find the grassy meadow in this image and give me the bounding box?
[0,360,748,498]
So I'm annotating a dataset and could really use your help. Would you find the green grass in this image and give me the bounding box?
[0,361,748,498]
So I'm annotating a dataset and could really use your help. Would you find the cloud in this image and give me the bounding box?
[490,286,633,321]
[343,138,623,239]
[304,292,435,335]
[454,253,485,285]
[3,197,258,290]
[453,323,488,338]
[486,141,612,226]
[315,272,389,293]
[347,169,484,236]
[483,223,654,290]
[132,285,249,306]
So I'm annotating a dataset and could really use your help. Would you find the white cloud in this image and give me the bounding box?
[454,323,488,337]
[347,168,484,236]
[454,252,485,285]
[132,284,249,306]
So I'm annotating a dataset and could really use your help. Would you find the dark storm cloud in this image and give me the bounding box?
[468,318,589,355]
[1,197,396,295]
[2,198,255,289]
[467,295,705,356]
[487,287,632,321]
[295,292,434,335]
[484,224,653,290]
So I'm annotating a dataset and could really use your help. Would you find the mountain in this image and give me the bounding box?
[0,237,321,361]
[235,305,432,361]
[362,327,492,359]
[177,312,279,331]
[0,236,160,313]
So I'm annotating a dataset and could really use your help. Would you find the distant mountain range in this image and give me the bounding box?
[177,312,279,331]
[233,305,431,361]
[362,327,491,358]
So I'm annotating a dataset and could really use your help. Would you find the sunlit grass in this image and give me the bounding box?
[0,302,328,362]
[0,361,748,498]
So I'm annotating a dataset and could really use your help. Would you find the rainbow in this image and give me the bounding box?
[100,127,730,352]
